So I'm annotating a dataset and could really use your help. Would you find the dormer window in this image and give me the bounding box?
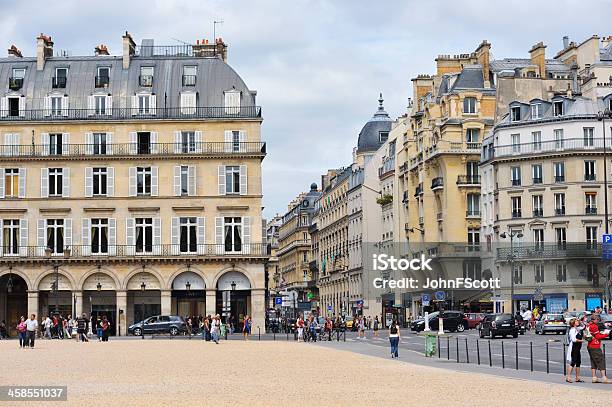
[224,89,241,115]
[510,106,521,122]
[379,132,389,143]
[553,101,564,116]
[9,68,25,90]
[139,67,154,87]
[463,97,477,114]
[53,68,67,88]
[182,66,197,86]
[95,67,110,88]
[530,103,542,119]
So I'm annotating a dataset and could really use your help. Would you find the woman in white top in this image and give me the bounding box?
[389,320,400,358]
[566,318,584,383]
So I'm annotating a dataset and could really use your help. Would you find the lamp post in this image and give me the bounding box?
[140,280,146,339]
[500,231,523,316]
[53,264,59,316]
[597,108,612,310]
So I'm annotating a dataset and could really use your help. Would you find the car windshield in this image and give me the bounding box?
[545,314,564,321]
[494,314,512,322]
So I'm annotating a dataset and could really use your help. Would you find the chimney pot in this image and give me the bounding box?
[7,45,22,58]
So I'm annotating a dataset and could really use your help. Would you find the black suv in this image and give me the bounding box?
[410,311,468,333]
[479,313,519,339]
[128,315,187,336]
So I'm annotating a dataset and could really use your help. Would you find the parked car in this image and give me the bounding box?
[128,315,187,336]
[410,311,468,333]
[535,313,568,335]
[563,311,590,325]
[596,314,612,340]
[343,318,354,331]
[478,313,519,339]
[466,313,485,329]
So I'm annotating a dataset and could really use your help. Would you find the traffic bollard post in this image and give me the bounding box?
[515,342,518,370]
[501,341,505,369]
[437,336,441,358]
[488,340,492,367]
[447,337,450,360]
[476,340,480,365]
[563,344,567,376]
[456,337,459,363]
[465,338,469,364]
[546,342,550,374]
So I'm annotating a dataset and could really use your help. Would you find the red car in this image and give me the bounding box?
[466,313,485,329]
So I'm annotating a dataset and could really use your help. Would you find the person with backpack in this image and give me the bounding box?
[586,314,610,383]
[566,318,584,383]
[389,319,400,358]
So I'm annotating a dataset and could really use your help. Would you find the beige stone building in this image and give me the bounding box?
[0,33,267,336]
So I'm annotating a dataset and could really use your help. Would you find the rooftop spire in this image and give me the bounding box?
[373,92,389,119]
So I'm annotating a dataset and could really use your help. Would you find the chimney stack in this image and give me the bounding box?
[563,36,569,49]
[475,40,491,88]
[529,42,546,78]
[36,33,54,71]
[7,45,22,58]
[95,44,110,56]
[122,31,136,69]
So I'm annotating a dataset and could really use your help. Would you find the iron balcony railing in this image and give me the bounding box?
[414,183,423,197]
[0,243,268,260]
[586,206,598,215]
[555,208,566,215]
[488,138,606,159]
[52,76,67,88]
[533,209,543,217]
[466,210,480,217]
[0,106,262,121]
[555,175,565,183]
[457,175,481,185]
[532,177,542,184]
[497,243,601,260]
[431,177,444,189]
[512,210,522,218]
[139,75,154,87]
[0,142,266,158]
[182,75,197,86]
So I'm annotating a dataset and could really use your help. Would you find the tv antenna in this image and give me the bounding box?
[214,20,224,42]
[171,37,191,46]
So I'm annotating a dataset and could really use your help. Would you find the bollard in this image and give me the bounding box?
[530,342,533,372]
[273,331,276,341]
[546,342,549,374]
[476,340,480,365]
[287,330,289,341]
[258,326,261,341]
[456,337,459,363]
[563,344,567,376]
[437,336,441,359]
[465,338,469,364]
[515,342,519,370]
[343,330,346,342]
[337,329,340,342]
[488,340,492,367]
[604,344,607,377]
[502,341,505,369]
[447,337,450,360]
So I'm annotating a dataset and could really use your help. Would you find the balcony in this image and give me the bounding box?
[532,209,543,217]
[414,183,423,197]
[436,212,443,222]
[8,77,23,91]
[466,210,480,218]
[555,175,565,183]
[511,210,522,218]
[532,177,542,184]
[139,75,154,87]
[555,208,566,216]
[497,243,601,261]
[399,162,408,173]
[487,138,607,160]
[182,75,197,86]
[456,175,481,185]
[586,206,598,215]
[431,177,444,190]
[0,141,266,159]
[52,76,67,88]
[95,75,110,88]
[0,243,268,261]
[584,174,596,182]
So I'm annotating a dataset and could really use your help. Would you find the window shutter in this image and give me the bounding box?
[171,217,179,254]
[106,95,113,115]
[239,130,246,152]
[151,166,159,196]
[61,95,69,116]
[150,94,157,114]
[129,132,137,155]
[108,218,116,255]
[224,131,232,152]
[87,95,95,116]
[85,167,93,197]
[81,218,91,256]
[195,131,202,153]
[131,95,137,115]
[188,165,196,196]
[239,165,247,195]
[197,217,205,254]
[37,219,46,256]
[128,167,137,197]
[153,217,161,254]
[0,97,7,117]
[126,218,135,255]
[44,96,51,116]
[106,132,113,155]
[64,218,72,249]
[173,166,181,196]
[0,219,3,251]
[218,165,226,195]
[85,132,93,155]
[19,219,28,256]
[0,168,4,198]
[62,167,70,197]
[41,133,49,156]
[215,217,223,254]
[174,131,181,154]
[40,168,48,198]
[150,132,158,154]
[242,216,251,254]
[62,133,70,155]
[18,168,25,198]
[107,167,114,197]
[18,96,25,117]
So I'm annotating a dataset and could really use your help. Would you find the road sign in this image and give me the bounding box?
[327,304,332,311]
[274,297,282,305]
[604,234,612,260]
[533,286,544,301]
[421,294,430,306]
[434,291,446,301]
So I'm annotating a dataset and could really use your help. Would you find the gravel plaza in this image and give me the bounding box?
[1,338,607,407]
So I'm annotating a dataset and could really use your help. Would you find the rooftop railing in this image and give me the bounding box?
[487,138,604,160]
[496,243,601,260]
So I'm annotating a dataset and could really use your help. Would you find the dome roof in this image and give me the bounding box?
[356,93,392,154]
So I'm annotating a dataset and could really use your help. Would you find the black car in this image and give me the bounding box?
[410,311,468,333]
[128,315,187,336]
[479,313,519,339]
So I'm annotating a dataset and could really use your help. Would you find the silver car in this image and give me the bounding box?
[535,313,568,335]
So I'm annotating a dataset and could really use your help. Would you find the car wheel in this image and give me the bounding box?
[170,327,179,336]
[457,323,465,333]
[133,328,142,336]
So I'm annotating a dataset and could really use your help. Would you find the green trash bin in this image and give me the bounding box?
[220,324,227,338]
[425,333,437,357]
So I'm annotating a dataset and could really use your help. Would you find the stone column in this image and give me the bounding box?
[251,288,266,329]
[73,290,83,317]
[161,290,172,316]
[116,290,127,336]
[27,290,38,319]
[205,289,217,316]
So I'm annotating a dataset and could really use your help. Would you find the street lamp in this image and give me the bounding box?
[596,108,612,310]
[185,281,191,291]
[500,231,523,316]
[140,280,146,339]
[53,264,59,316]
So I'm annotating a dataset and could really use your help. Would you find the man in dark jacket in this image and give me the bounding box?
[77,313,89,342]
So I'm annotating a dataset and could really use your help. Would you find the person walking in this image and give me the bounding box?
[308,315,318,343]
[297,316,305,341]
[566,318,584,383]
[96,317,103,341]
[389,319,400,358]
[43,316,51,339]
[373,316,380,338]
[100,315,110,342]
[16,317,27,348]
[358,316,365,339]
[242,315,251,340]
[202,316,210,341]
[77,313,89,342]
[586,314,610,383]
[211,315,220,344]
[66,315,73,339]
[25,314,38,348]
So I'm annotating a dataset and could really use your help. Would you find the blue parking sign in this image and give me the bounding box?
[275,297,282,305]
[604,234,612,260]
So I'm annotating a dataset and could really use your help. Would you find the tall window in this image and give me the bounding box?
[586,226,597,248]
[466,161,479,183]
[135,218,153,253]
[534,264,544,283]
[49,133,63,155]
[137,167,152,195]
[584,127,594,147]
[531,164,542,184]
[180,165,189,196]
[553,101,564,116]
[511,166,521,186]
[139,67,154,87]
[531,131,542,151]
[554,162,565,182]
[511,134,520,153]
[137,132,151,155]
[533,229,544,250]
[50,96,63,116]
[231,130,241,152]
[513,265,523,284]
[463,97,476,114]
[532,195,543,217]
[467,193,480,216]
[46,219,64,254]
[2,219,19,255]
[138,95,152,114]
[224,217,242,252]
[91,218,108,254]
[4,168,19,197]
[585,192,597,214]
[181,131,196,153]
[466,128,479,144]
[93,133,107,155]
[584,160,596,181]
[556,264,567,282]
[587,264,599,286]
[48,168,63,197]
[555,227,566,249]
[180,217,197,253]
[225,166,241,194]
[96,67,110,87]
[467,228,480,251]
[554,129,564,149]
[531,103,542,119]
[511,196,521,218]
[510,106,521,122]
[94,95,106,115]
[92,168,107,196]
[554,193,566,215]
[183,66,197,86]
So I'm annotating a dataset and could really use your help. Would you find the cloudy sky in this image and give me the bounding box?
[1,0,610,218]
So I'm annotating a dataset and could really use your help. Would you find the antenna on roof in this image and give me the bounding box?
[171,37,191,45]
[214,20,224,42]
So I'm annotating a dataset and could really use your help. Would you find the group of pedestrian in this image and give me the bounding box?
[15,314,38,348]
[199,314,226,343]
[566,313,610,384]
